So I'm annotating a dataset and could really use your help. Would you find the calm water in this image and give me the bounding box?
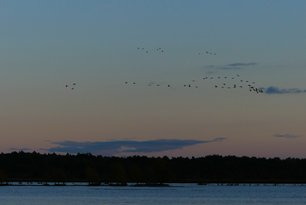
[0,184,306,205]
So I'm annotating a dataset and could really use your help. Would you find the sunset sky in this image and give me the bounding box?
[1,0,306,157]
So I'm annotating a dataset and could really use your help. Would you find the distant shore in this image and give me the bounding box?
[1,152,306,185]
[1,182,306,187]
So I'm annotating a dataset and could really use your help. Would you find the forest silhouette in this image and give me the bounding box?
[0,152,306,185]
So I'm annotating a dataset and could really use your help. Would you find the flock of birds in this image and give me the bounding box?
[136,47,216,56]
[65,83,77,90]
[67,75,264,94]
[198,50,217,56]
[65,46,264,95]
[203,74,264,93]
[125,46,265,94]
[137,47,165,54]
[124,73,264,94]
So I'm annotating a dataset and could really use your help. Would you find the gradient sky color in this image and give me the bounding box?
[1,0,306,157]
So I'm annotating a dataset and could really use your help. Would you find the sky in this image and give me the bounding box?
[1,0,306,157]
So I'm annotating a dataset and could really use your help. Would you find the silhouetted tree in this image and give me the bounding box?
[1,152,306,184]
[0,169,7,185]
[85,167,101,185]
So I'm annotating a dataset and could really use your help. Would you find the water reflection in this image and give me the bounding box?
[0,184,305,205]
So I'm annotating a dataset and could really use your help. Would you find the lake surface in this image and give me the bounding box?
[0,184,306,205]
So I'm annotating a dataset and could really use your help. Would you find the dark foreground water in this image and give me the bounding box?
[0,184,306,205]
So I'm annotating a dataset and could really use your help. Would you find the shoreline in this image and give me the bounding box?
[1,182,306,187]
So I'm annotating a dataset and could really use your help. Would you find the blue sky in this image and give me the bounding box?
[1,0,306,157]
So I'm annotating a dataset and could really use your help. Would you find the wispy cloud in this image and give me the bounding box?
[264,86,306,94]
[10,147,32,152]
[274,133,301,139]
[227,62,258,67]
[49,138,226,155]
[206,62,258,70]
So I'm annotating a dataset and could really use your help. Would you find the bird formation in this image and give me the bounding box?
[137,47,165,54]
[137,46,218,57]
[125,81,137,85]
[202,74,264,94]
[198,50,217,56]
[125,81,171,88]
[65,82,77,90]
[123,73,264,94]
[65,46,265,95]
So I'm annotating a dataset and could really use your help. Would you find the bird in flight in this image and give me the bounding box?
[65,82,77,90]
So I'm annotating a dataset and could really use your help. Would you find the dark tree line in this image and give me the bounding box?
[1,152,306,185]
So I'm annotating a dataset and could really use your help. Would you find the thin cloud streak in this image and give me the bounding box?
[206,62,258,70]
[49,138,226,155]
[274,133,301,139]
[10,147,32,152]
[227,62,258,67]
[264,86,306,94]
